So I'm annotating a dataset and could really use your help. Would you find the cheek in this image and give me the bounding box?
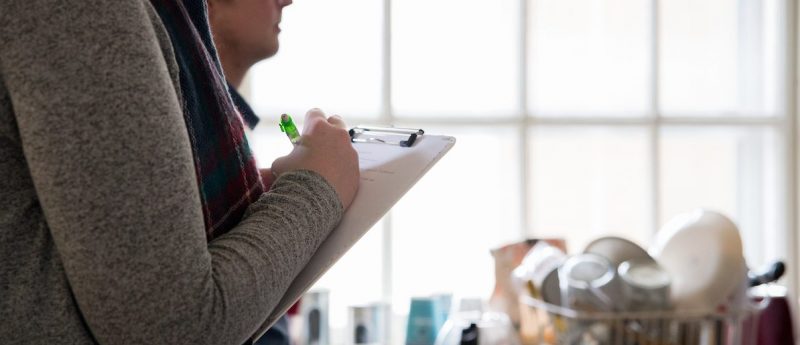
[253,0,278,22]
[251,4,278,32]
[236,13,273,42]
[235,1,273,27]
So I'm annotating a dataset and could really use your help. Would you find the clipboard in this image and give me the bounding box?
[253,126,456,339]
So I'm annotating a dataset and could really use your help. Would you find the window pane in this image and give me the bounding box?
[392,0,520,117]
[248,0,383,119]
[529,126,652,252]
[529,0,651,116]
[391,126,523,310]
[659,0,783,116]
[659,127,783,269]
[247,127,295,169]
[312,222,384,331]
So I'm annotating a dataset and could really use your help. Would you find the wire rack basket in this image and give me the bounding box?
[518,295,768,345]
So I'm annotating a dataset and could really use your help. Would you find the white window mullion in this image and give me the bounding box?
[520,0,531,238]
[381,0,394,334]
[379,115,780,128]
[381,0,392,123]
[650,0,662,236]
[784,0,799,303]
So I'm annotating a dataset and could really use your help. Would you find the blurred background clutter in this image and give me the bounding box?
[241,0,800,343]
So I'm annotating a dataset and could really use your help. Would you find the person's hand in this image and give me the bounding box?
[259,168,276,190]
[271,108,359,209]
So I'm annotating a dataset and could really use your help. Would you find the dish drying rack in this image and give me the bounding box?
[519,294,768,345]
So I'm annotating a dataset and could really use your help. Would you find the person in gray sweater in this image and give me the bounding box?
[0,1,358,344]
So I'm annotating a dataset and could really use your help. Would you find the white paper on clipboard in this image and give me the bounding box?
[251,129,455,338]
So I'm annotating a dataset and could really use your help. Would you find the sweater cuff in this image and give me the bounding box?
[252,169,344,231]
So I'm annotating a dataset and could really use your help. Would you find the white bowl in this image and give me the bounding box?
[584,236,653,267]
[650,209,746,312]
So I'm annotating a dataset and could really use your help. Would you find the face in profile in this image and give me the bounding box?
[210,0,293,62]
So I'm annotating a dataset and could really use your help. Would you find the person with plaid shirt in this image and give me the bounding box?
[209,0,295,343]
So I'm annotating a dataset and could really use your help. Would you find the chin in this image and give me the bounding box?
[263,46,280,59]
[257,38,280,59]
[251,45,279,61]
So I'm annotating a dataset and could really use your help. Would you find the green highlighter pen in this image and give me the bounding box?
[279,113,300,144]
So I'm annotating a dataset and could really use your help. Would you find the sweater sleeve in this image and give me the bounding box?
[0,1,342,345]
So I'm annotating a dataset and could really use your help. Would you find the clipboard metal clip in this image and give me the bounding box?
[349,126,425,147]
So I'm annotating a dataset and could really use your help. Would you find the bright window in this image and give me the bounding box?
[246,0,795,343]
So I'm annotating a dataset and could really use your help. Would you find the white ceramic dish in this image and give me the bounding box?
[584,236,653,267]
[649,209,747,312]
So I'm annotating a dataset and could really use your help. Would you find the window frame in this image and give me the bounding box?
[375,0,798,302]
[244,0,800,340]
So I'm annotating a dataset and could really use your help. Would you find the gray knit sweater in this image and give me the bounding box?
[0,1,342,344]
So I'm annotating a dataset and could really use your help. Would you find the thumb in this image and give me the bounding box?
[271,154,293,177]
